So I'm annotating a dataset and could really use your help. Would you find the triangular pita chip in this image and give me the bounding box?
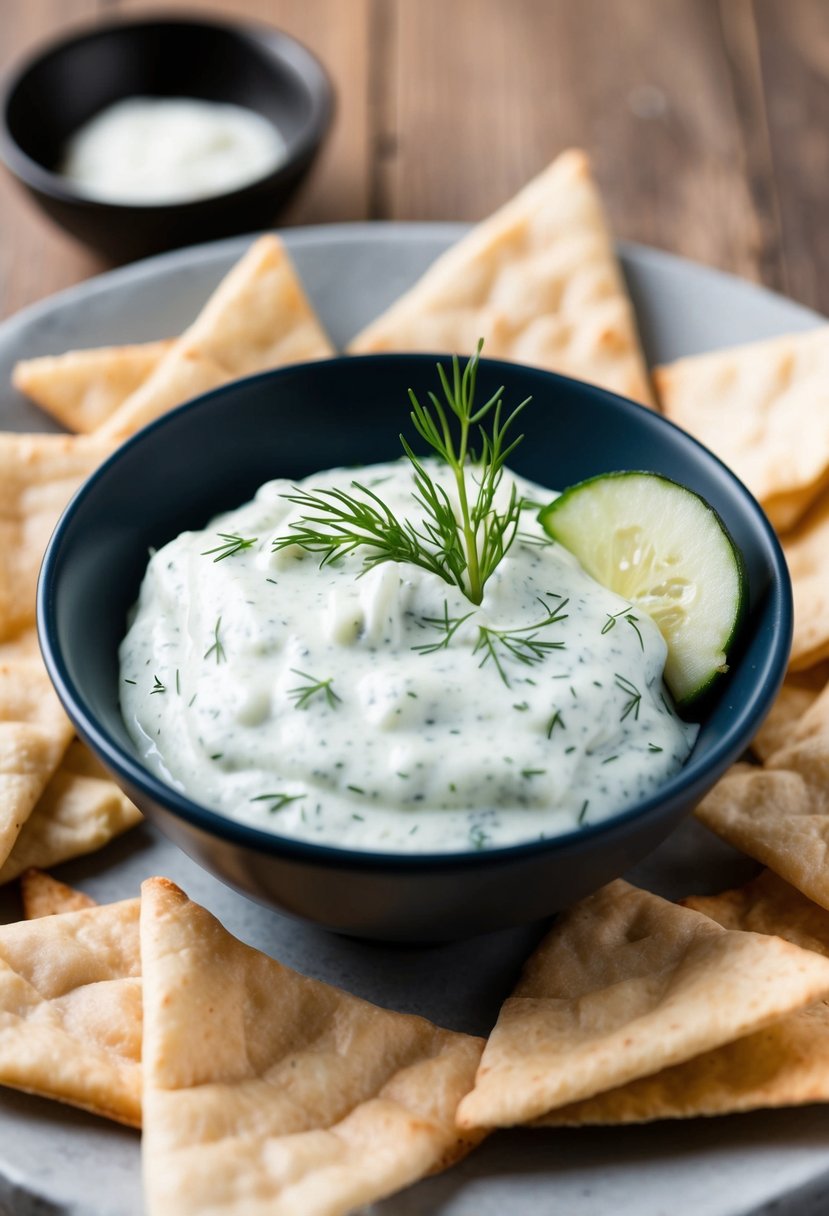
[141,877,484,1216]
[12,340,173,433]
[20,869,97,918]
[540,871,829,1125]
[752,664,829,761]
[0,740,142,885]
[455,879,829,1128]
[782,491,829,670]
[0,430,114,640]
[0,659,74,869]
[348,150,654,406]
[654,327,829,532]
[0,897,141,1125]
[99,236,335,443]
[696,736,829,911]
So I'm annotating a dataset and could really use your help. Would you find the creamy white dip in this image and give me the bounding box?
[59,97,286,204]
[120,460,697,853]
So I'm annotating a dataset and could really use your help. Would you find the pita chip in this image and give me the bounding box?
[141,877,484,1216]
[696,736,829,911]
[654,327,829,532]
[455,879,829,1128]
[0,431,114,640]
[0,896,141,1125]
[0,659,74,869]
[541,871,829,1126]
[0,740,142,885]
[782,491,829,670]
[21,868,97,918]
[752,665,829,761]
[99,236,335,443]
[348,150,654,407]
[13,340,173,433]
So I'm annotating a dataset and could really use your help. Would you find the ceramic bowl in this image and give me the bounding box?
[37,355,791,940]
[0,15,332,261]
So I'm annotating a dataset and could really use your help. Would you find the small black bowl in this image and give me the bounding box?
[0,15,332,261]
[38,355,792,941]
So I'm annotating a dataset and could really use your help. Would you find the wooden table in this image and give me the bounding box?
[2,0,827,321]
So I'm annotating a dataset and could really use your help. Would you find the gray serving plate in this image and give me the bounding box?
[0,224,826,1216]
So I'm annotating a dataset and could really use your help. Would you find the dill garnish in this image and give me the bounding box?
[578,799,590,824]
[601,606,644,651]
[287,669,341,710]
[203,617,226,664]
[546,709,565,737]
[201,532,258,562]
[473,597,569,687]
[271,343,529,606]
[615,673,642,721]
[150,675,165,694]
[250,792,305,813]
[411,601,475,655]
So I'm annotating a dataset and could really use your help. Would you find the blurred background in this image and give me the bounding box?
[1,0,827,320]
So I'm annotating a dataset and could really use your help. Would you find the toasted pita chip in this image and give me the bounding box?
[0,740,142,885]
[99,237,335,443]
[752,665,829,761]
[348,150,653,407]
[0,431,114,640]
[782,492,829,670]
[13,340,173,433]
[455,879,829,1128]
[540,872,829,1126]
[21,868,97,918]
[141,877,484,1216]
[0,896,141,1125]
[0,659,74,870]
[654,327,829,532]
[696,736,829,911]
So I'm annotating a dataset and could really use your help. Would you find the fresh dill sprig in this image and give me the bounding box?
[601,605,644,651]
[203,617,226,664]
[201,532,258,562]
[250,792,306,813]
[615,673,642,721]
[546,709,565,737]
[288,669,341,710]
[473,597,569,687]
[411,601,475,655]
[271,342,530,606]
[150,674,165,695]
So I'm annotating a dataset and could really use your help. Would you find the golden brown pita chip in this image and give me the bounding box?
[0,431,114,640]
[752,665,829,761]
[540,871,829,1126]
[0,897,141,1125]
[0,740,142,885]
[141,877,484,1216]
[99,236,335,443]
[0,659,74,869]
[21,869,97,918]
[348,150,654,406]
[13,340,173,433]
[696,737,829,911]
[654,327,829,532]
[782,491,829,671]
[455,879,829,1128]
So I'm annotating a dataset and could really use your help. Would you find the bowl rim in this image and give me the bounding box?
[37,353,793,872]
[0,11,333,212]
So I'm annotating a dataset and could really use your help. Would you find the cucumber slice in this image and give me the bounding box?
[538,471,746,706]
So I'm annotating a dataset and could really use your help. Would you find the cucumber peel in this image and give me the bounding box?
[539,471,746,706]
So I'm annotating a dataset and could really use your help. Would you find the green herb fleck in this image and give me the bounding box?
[150,675,165,695]
[204,617,226,664]
[615,673,642,721]
[546,709,565,738]
[578,799,590,825]
[411,600,475,655]
[201,532,258,562]
[250,792,305,813]
[474,596,569,687]
[288,669,341,710]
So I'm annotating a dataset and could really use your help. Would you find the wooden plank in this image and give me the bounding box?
[753,0,829,315]
[114,0,373,225]
[0,1,106,320]
[374,0,772,283]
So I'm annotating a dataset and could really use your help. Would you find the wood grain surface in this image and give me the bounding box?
[1,0,827,320]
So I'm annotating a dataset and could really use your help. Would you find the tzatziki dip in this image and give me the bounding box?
[120,459,697,853]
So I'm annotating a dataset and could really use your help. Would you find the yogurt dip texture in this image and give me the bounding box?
[60,97,286,205]
[120,460,697,852]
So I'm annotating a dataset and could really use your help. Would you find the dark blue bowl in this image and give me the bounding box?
[38,355,792,940]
